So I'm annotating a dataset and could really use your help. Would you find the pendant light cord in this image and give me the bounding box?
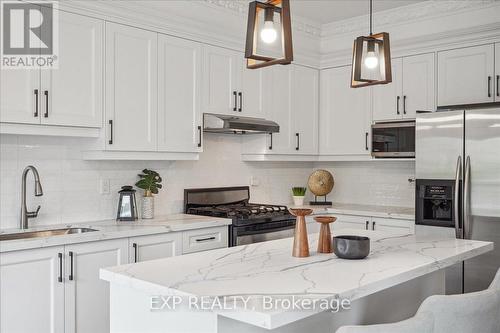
[369,0,373,35]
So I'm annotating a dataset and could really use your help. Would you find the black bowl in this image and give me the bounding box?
[332,235,370,259]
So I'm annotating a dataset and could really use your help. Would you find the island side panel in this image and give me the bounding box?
[217,270,445,333]
[109,284,218,333]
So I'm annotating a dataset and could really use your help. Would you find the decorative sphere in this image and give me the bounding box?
[307,170,334,196]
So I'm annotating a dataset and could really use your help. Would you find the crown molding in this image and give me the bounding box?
[322,0,499,38]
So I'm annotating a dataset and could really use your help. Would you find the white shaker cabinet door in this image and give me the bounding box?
[129,232,182,263]
[292,65,319,154]
[319,66,371,155]
[158,34,202,152]
[372,57,403,122]
[64,239,128,333]
[0,67,40,124]
[402,53,435,118]
[0,247,65,333]
[105,22,158,151]
[240,61,265,118]
[41,11,103,128]
[202,45,240,116]
[438,44,495,106]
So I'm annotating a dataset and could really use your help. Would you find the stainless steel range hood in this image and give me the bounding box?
[203,113,279,134]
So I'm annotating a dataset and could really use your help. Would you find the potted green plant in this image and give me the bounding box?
[135,169,163,219]
[292,187,307,206]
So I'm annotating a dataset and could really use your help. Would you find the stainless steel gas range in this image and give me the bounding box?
[184,186,296,246]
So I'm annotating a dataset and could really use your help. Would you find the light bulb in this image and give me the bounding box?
[260,21,277,44]
[364,51,379,69]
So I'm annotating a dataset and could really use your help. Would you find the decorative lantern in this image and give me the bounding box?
[244,0,293,69]
[351,0,392,88]
[116,186,138,221]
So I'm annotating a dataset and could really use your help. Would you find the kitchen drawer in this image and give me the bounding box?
[370,217,415,235]
[182,226,228,254]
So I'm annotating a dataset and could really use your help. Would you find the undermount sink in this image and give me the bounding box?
[0,228,98,241]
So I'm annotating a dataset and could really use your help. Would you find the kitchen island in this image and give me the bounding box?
[100,230,492,333]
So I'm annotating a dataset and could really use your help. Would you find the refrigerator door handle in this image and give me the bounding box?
[463,155,471,239]
[454,156,463,238]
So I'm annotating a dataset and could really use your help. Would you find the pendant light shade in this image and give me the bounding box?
[245,0,293,69]
[351,0,392,88]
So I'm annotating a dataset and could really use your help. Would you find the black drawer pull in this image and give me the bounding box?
[497,75,499,97]
[488,76,492,98]
[44,90,49,118]
[396,96,400,115]
[69,251,74,281]
[295,133,300,151]
[34,89,39,117]
[132,243,138,263]
[269,133,273,150]
[233,91,237,111]
[365,221,369,230]
[58,253,63,283]
[195,236,216,242]
[238,92,242,112]
[372,221,376,230]
[108,120,113,145]
[403,95,407,115]
[365,132,369,151]
[197,125,202,148]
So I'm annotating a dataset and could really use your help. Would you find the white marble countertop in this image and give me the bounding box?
[100,229,492,330]
[288,202,415,220]
[0,214,232,253]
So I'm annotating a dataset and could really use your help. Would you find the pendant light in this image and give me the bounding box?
[351,0,392,88]
[245,0,293,69]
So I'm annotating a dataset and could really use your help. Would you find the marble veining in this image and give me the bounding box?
[100,229,492,329]
[0,214,232,253]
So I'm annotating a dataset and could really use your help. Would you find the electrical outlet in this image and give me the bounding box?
[100,178,110,195]
[250,176,260,187]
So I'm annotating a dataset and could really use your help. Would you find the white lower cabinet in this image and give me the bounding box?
[129,232,182,263]
[0,246,65,333]
[371,217,415,235]
[332,214,370,231]
[64,239,128,333]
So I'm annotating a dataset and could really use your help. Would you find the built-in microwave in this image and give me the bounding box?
[371,121,415,158]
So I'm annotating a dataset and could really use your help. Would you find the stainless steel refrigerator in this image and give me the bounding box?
[416,105,500,294]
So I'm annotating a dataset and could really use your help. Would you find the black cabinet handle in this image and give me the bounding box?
[295,133,300,151]
[233,91,237,111]
[195,236,216,242]
[372,221,376,231]
[34,89,39,117]
[132,243,138,263]
[238,92,242,112]
[396,96,400,115]
[497,75,499,97]
[488,76,492,98]
[403,95,407,115]
[197,126,202,147]
[365,132,369,151]
[365,221,369,230]
[58,253,63,283]
[44,90,49,118]
[269,133,273,150]
[69,251,74,281]
[108,120,113,145]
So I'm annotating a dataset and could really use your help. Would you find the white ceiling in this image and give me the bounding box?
[290,0,428,24]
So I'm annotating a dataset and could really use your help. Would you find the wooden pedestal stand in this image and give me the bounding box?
[314,216,337,253]
[289,208,313,257]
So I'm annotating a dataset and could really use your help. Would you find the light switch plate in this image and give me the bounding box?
[100,178,110,195]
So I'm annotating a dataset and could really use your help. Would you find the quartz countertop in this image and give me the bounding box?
[0,214,232,253]
[288,202,415,220]
[100,229,492,329]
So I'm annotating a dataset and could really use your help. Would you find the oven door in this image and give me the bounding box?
[230,220,296,246]
[372,121,415,158]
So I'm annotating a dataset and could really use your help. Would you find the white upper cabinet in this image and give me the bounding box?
[373,58,403,122]
[438,44,495,106]
[292,65,319,154]
[0,69,40,124]
[373,53,434,122]
[495,43,500,101]
[0,247,65,333]
[202,45,240,116]
[402,53,436,117]
[64,239,128,333]
[265,65,294,153]
[240,63,265,118]
[41,11,103,127]
[105,22,158,151]
[158,35,202,152]
[320,66,371,156]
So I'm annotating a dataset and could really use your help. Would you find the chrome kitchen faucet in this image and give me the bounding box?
[20,165,43,229]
